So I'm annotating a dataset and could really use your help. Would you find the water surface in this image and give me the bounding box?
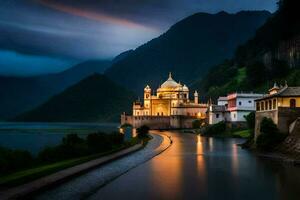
[0,122,119,154]
[89,131,300,200]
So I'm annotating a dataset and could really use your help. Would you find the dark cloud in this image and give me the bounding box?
[0,0,277,75]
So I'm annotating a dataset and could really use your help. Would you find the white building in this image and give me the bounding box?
[208,92,264,125]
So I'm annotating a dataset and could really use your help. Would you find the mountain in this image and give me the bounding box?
[0,60,111,120]
[105,11,271,94]
[14,74,136,122]
[192,0,300,100]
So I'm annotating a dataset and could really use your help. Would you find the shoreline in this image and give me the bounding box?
[0,132,172,200]
[0,143,144,200]
[256,152,300,166]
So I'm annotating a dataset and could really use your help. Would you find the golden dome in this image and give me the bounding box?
[183,84,189,91]
[160,72,179,90]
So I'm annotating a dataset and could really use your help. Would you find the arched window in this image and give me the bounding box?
[265,101,268,110]
[269,100,272,110]
[290,99,296,108]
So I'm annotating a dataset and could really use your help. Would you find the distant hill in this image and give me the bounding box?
[14,74,136,122]
[105,11,271,94]
[192,0,300,100]
[0,60,111,120]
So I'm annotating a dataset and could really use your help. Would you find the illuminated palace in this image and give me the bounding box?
[121,73,207,129]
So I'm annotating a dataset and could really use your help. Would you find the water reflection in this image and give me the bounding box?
[149,131,184,199]
[208,137,214,152]
[231,144,239,176]
[56,131,300,200]
[196,135,207,192]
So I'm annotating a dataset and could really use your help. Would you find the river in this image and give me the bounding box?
[0,122,119,154]
[36,131,300,200]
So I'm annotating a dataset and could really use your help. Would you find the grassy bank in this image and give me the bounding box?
[0,134,147,188]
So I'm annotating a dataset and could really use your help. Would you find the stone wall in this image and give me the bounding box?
[170,116,199,129]
[255,108,300,139]
[255,110,278,139]
[121,114,200,129]
[275,118,300,160]
[277,107,300,133]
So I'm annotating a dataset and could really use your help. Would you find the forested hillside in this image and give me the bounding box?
[192,0,300,100]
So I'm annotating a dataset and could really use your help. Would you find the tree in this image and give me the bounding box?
[256,117,286,150]
[244,112,255,138]
[136,125,150,138]
[203,121,226,135]
[246,62,267,86]
[269,59,290,79]
[192,120,201,129]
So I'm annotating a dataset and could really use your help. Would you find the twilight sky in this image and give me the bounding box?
[0,0,277,76]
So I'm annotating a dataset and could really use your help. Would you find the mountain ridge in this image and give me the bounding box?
[0,60,111,119]
[105,10,271,94]
[14,74,136,122]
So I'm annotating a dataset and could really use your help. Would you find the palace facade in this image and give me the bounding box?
[121,73,207,129]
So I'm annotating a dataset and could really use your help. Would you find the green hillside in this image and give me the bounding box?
[192,0,300,100]
[14,74,136,122]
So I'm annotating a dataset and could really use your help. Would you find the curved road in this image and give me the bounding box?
[37,131,300,200]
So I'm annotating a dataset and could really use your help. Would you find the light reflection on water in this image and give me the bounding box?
[91,131,300,200]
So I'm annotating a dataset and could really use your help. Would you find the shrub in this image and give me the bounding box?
[244,112,255,138]
[136,125,150,138]
[62,133,84,146]
[192,120,201,129]
[86,132,124,153]
[0,147,33,175]
[203,121,226,135]
[256,118,286,150]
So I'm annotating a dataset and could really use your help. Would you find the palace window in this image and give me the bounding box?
[161,112,163,116]
[256,102,260,111]
[157,112,160,116]
[269,100,272,110]
[239,101,242,106]
[265,101,268,110]
[273,99,277,109]
[290,99,296,108]
[216,114,220,118]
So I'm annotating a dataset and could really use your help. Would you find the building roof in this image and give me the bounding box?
[218,96,227,101]
[211,105,226,112]
[256,86,300,101]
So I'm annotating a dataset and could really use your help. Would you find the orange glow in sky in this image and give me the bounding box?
[38,0,154,30]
